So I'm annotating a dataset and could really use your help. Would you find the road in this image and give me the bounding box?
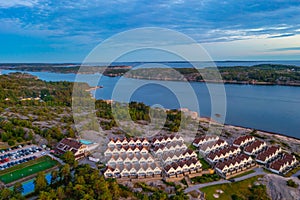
[184,167,266,193]
[184,179,230,193]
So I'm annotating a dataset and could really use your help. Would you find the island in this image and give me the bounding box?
[1,63,300,86]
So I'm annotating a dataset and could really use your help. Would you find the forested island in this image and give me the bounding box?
[124,64,300,86]
[1,63,300,86]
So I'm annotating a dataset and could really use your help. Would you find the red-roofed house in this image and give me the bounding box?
[55,138,87,160]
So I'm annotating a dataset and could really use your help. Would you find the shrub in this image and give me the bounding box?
[287,179,298,188]
[7,139,16,146]
[231,194,244,200]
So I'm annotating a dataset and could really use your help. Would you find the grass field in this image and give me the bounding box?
[0,156,58,184]
[200,176,266,200]
[198,157,211,170]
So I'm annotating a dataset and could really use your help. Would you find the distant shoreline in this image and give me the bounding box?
[196,115,300,141]
[1,63,299,87]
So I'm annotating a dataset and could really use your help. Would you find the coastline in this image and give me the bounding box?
[123,76,300,87]
[198,116,300,141]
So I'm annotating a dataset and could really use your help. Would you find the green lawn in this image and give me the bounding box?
[200,176,269,200]
[198,157,211,170]
[191,173,220,184]
[0,156,58,184]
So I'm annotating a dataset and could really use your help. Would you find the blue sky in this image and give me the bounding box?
[0,0,300,62]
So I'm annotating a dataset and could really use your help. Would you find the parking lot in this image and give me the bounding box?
[0,145,45,171]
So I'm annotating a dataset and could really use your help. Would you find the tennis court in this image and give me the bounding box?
[0,156,58,184]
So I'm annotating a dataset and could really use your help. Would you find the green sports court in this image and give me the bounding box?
[0,156,58,184]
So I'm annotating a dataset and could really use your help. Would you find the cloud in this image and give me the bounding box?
[268,33,295,38]
[0,0,39,8]
[272,47,300,51]
[1,0,300,61]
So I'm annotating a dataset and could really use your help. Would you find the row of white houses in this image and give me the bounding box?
[244,140,267,155]
[164,158,202,177]
[206,145,241,163]
[151,141,187,156]
[104,145,149,157]
[215,154,254,176]
[192,135,219,147]
[152,135,184,146]
[160,149,197,166]
[269,153,298,174]
[233,135,255,147]
[199,139,228,155]
[104,162,162,178]
[107,135,184,148]
[108,137,150,148]
[256,146,282,164]
[107,153,155,166]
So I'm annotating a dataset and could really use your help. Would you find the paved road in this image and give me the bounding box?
[184,167,266,193]
[185,179,230,193]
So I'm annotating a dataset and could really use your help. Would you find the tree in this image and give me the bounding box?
[0,188,12,200]
[59,164,71,184]
[57,186,65,200]
[13,182,24,194]
[34,172,47,193]
[231,194,244,200]
[50,170,58,185]
[62,151,76,166]
[109,181,120,199]
[39,190,57,200]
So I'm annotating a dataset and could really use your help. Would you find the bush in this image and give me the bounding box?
[287,179,298,188]
[191,173,220,184]
[16,137,23,143]
[231,194,244,200]
[7,139,16,146]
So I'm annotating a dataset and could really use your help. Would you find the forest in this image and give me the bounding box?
[0,73,193,149]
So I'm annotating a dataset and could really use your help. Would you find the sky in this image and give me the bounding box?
[0,0,300,62]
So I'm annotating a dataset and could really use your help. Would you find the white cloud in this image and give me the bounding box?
[0,0,39,8]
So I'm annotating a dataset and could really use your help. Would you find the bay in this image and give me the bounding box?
[1,69,299,139]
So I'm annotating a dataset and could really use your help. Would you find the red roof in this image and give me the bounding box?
[233,135,254,146]
[244,140,264,153]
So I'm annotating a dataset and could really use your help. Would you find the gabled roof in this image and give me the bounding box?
[256,146,280,161]
[244,140,265,153]
[233,135,254,146]
[193,135,219,144]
